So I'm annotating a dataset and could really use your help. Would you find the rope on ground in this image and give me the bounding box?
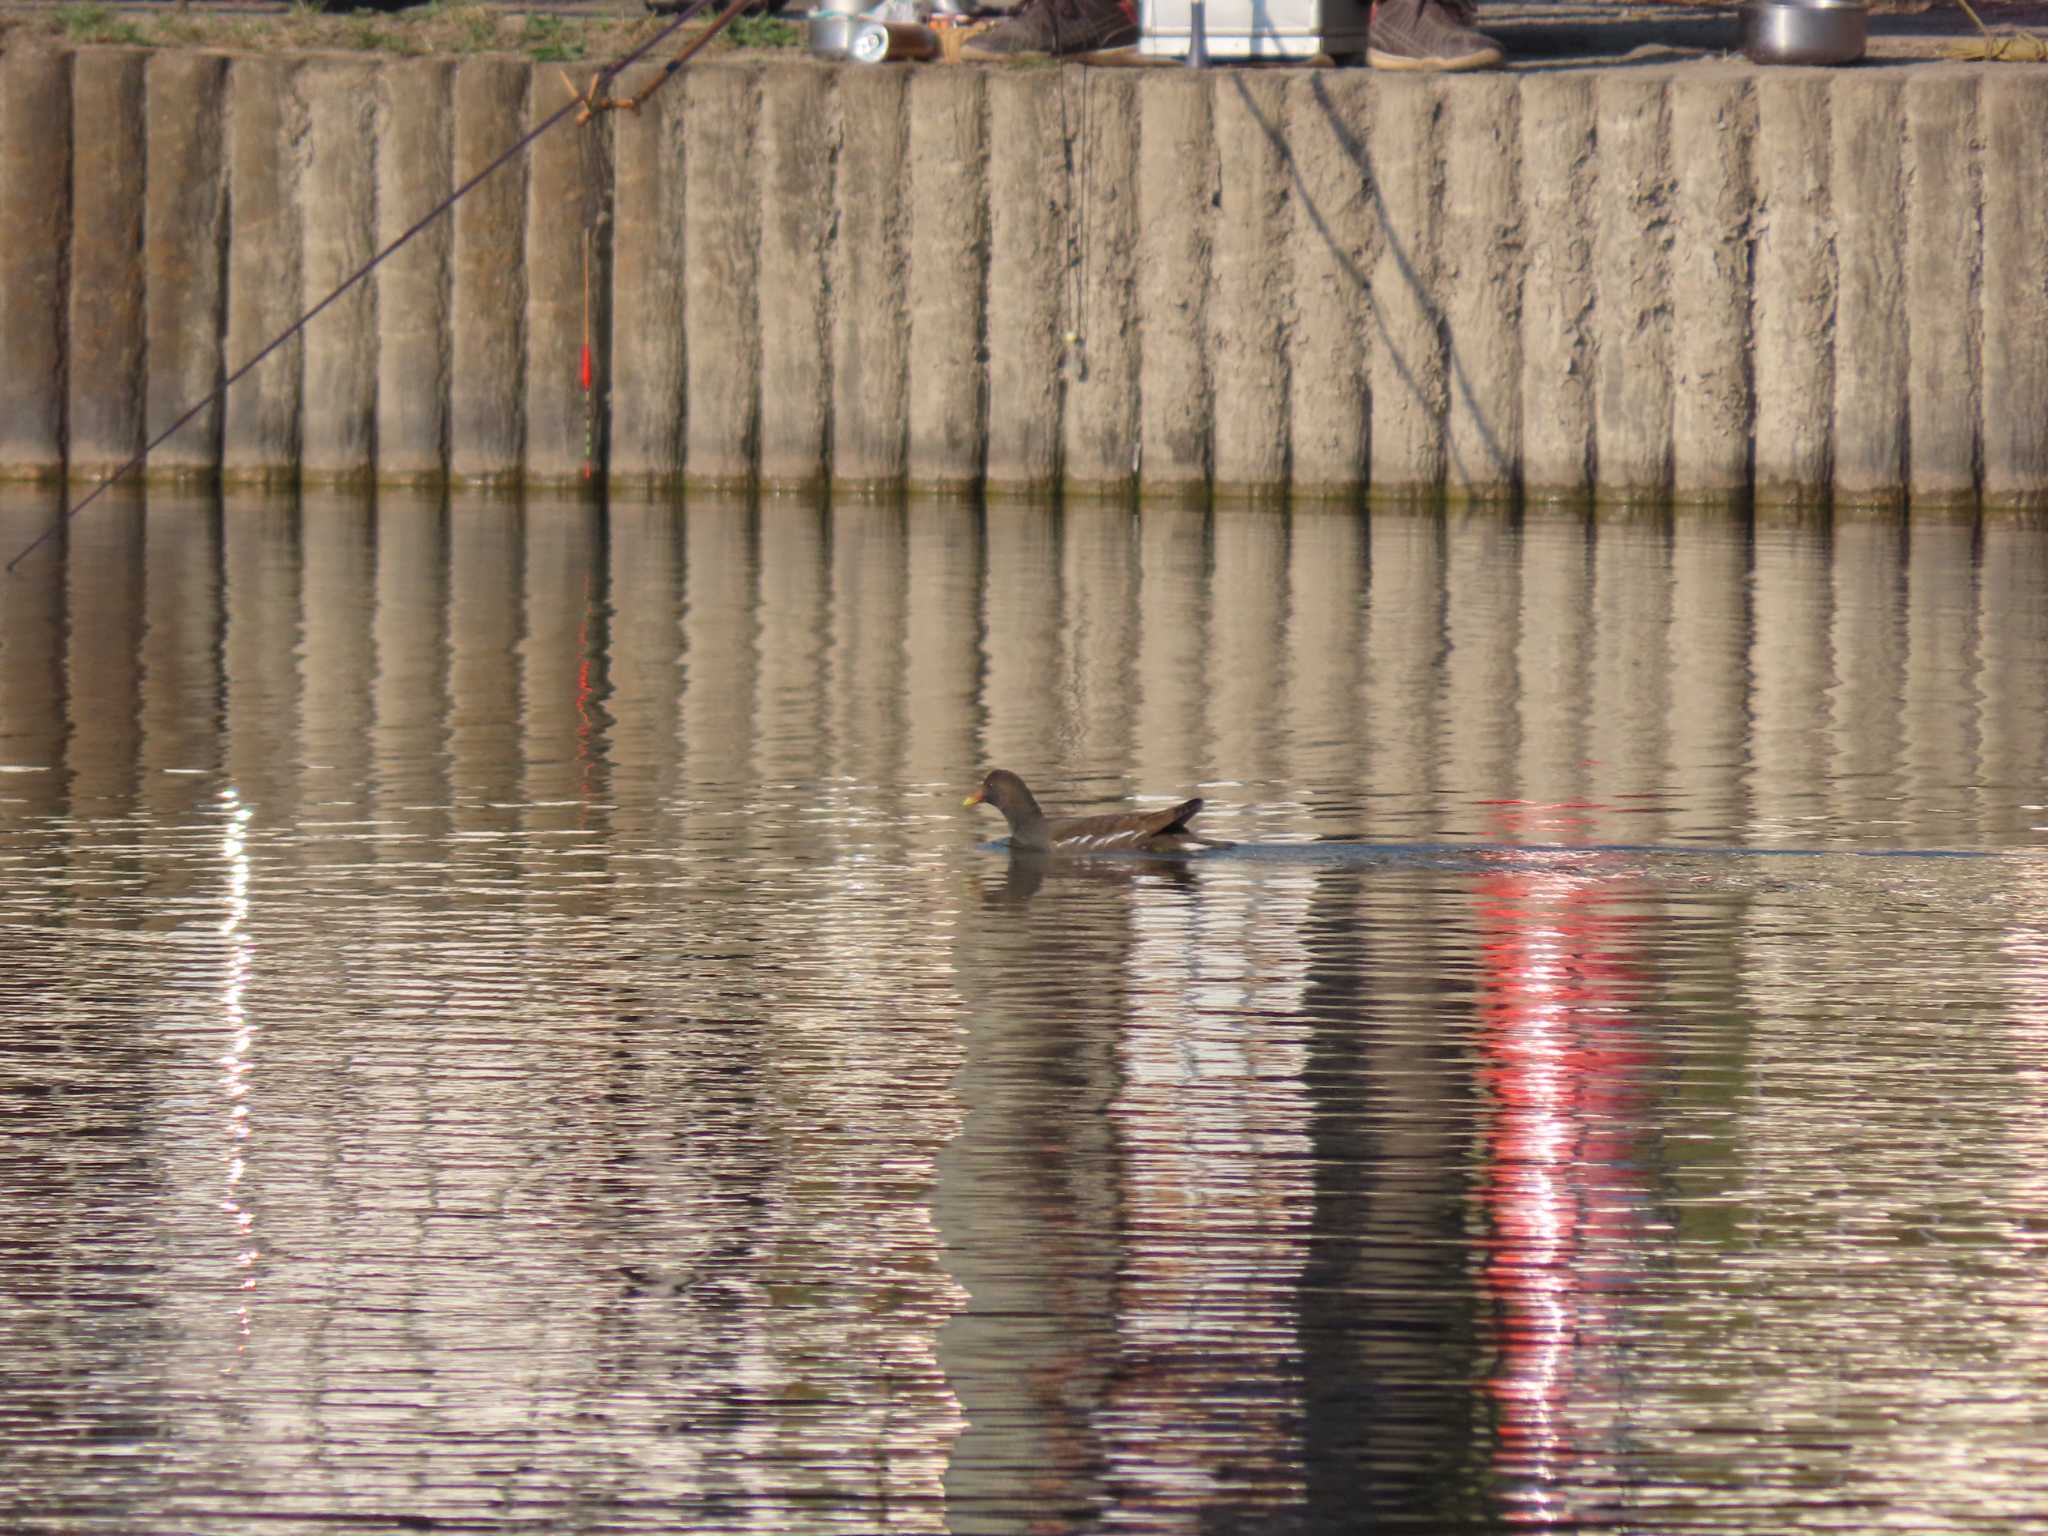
[6,0,752,575]
[1942,0,2048,59]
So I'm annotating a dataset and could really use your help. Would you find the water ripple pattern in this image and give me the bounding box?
[2,488,2046,1535]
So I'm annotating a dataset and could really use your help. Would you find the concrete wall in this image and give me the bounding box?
[1,45,2042,508]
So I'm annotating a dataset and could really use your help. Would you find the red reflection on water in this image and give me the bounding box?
[576,577,598,813]
[1473,808,1659,1521]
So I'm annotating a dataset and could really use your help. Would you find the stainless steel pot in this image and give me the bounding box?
[807,10,938,59]
[1741,0,1867,65]
[809,11,877,56]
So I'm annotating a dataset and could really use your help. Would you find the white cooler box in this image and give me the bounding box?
[1138,0,1371,59]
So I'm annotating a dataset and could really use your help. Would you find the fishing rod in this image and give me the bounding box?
[6,0,758,575]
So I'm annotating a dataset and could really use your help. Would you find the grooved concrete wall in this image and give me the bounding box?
[1,46,2043,507]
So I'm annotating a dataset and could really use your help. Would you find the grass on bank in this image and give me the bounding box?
[52,2,149,45]
[12,1,799,62]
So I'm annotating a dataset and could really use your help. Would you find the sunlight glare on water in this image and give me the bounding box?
[2,486,2047,1535]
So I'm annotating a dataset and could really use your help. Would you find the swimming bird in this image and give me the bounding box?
[963,769,1230,854]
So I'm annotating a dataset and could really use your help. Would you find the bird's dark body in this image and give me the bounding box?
[965,769,1229,854]
[1010,799,1209,854]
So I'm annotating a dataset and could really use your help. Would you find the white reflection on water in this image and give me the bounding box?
[218,788,260,1313]
[1107,864,1315,1524]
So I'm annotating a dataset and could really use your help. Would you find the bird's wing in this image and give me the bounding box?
[1046,798,1204,850]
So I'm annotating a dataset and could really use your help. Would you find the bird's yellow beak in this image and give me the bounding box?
[963,790,984,808]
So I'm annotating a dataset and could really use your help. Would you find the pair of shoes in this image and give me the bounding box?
[1367,0,1504,69]
[960,0,1139,57]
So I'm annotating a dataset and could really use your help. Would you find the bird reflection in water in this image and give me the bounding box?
[979,849,1202,906]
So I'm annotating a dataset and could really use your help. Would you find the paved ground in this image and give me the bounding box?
[0,0,2043,67]
[1483,0,2048,63]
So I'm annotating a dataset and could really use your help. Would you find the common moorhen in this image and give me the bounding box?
[964,769,1230,854]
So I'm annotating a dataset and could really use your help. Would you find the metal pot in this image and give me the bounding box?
[1741,0,1867,65]
[807,10,939,59]
[810,11,875,56]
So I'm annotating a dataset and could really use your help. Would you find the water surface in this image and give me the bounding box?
[3,486,2047,1534]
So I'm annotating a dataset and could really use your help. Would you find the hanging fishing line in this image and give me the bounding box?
[573,100,617,484]
[6,0,751,575]
[1055,62,1094,388]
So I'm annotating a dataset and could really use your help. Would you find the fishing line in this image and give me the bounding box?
[6,0,746,575]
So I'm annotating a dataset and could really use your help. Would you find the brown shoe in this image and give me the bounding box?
[961,0,1138,57]
[1367,0,1504,69]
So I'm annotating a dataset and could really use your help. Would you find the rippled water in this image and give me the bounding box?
[3,485,2046,1535]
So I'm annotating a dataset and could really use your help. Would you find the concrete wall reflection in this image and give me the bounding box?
[3,487,2046,1533]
